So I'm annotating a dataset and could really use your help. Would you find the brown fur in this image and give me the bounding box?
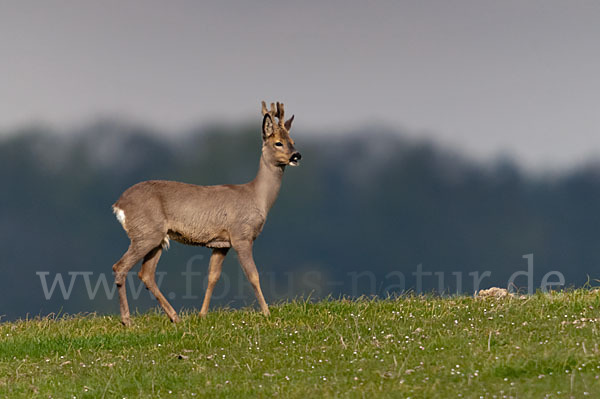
[111,101,300,325]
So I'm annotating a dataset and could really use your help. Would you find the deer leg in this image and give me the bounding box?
[112,244,139,288]
[112,238,163,326]
[138,246,180,323]
[199,248,229,317]
[117,284,132,326]
[233,242,270,316]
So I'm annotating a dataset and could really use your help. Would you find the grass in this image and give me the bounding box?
[2,291,600,398]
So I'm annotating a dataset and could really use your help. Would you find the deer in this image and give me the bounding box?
[111,101,301,326]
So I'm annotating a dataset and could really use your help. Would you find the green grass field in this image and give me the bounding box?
[2,291,600,398]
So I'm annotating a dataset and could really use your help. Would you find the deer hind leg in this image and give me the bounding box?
[233,241,270,316]
[112,236,164,326]
[199,248,229,317]
[138,246,180,323]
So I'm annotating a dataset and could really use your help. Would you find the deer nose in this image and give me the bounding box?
[290,152,302,162]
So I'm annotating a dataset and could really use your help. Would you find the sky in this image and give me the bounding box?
[1,1,599,170]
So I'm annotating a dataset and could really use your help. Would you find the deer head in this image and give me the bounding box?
[261,101,301,167]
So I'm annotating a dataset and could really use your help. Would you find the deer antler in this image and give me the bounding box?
[261,101,286,126]
[276,102,285,122]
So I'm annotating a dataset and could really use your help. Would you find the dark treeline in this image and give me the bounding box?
[1,120,600,320]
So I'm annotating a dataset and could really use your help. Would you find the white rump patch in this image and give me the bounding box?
[161,236,170,250]
[113,206,127,230]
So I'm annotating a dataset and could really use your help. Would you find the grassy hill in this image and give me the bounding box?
[2,291,600,398]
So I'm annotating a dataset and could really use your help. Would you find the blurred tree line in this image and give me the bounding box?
[1,120,600,320]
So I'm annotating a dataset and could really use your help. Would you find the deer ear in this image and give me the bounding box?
[284,114,294,131]
[262,113,274,140]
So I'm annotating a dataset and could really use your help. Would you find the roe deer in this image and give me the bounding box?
[111,101,301,325]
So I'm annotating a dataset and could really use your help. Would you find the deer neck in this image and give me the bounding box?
[251,150,285,214]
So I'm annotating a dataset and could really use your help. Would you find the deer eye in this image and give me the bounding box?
[275,142,283,147]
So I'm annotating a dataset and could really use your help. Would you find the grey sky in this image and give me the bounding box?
[1,1,599,169]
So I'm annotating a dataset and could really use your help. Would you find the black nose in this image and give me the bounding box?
[291,152,302,162]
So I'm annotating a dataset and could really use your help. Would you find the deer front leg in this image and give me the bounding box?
[233,241,270,316]
[199,248,229,317]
